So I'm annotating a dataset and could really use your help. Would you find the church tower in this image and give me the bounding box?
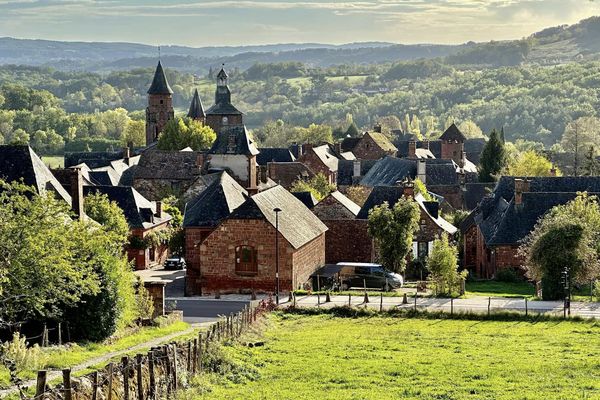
[146,61,174,145]
[187,89,205,123]
[205,65,243,134]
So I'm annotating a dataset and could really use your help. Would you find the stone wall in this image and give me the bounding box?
[352,135,396,160]
[185,227,214,296]
[322,219,372,264]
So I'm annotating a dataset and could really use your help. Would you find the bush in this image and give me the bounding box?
[0,333,47,373]
[495,267,523,283]
[64,137,122,152]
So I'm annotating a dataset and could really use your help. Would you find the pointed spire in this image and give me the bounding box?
[217,64,228,86]
[148,61,173,95]
[187,89,205,120]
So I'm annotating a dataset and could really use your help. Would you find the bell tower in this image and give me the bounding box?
[146,61,174,145]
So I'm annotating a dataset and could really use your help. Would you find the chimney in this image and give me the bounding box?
[70,167,84,220]
[334,142,342,156]
[398,179,414,199]
[423,140,430,151]
[408,141,417,159]
[514,178,530,206]
[417,159,426,184]
[353,159,361,178]
[291,142,302,158]
[196,153,205,170]
[459,150,466,168]
[373,124,382,133]
[260,165,268,183]
[302,143,313,154]
[550,165,557,176]
[155,201,163,219]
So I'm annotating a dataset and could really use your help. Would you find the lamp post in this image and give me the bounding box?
[273,207,282,305]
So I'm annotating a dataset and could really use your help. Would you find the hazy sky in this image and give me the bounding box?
[0,0,599,46]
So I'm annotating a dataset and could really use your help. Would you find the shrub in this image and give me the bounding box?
[0,333,47,373]
[495,267,523,283]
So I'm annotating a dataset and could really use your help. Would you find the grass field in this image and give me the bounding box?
[40,155,64,168]
[184,313,600,400]
[465,280,536,298]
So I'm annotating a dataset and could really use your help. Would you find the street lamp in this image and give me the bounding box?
[562,266,571,317]
[273,207,282,305]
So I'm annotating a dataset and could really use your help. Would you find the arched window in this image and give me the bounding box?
[235,245,257,275]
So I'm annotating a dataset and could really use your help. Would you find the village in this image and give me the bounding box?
[2,58,600,399]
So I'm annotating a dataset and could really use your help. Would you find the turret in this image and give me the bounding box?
[187,89,205,123]
[145,61,175,145]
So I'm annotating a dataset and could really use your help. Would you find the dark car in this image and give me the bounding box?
[164,256,186,270]
[311,263,403,291]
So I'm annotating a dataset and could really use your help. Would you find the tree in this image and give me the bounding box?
[561,117,600,176]
[157,117,216,151]
[345,122,359,138]
[290,173,335,201]
[505,150,559,177]
[414,178,434,201]
[584,146,600,176]
[479,129,507,182]
[427,234,466,296]
[458,120,484,139]
[122,119,145,147]
[520,193,600,300]
[367,198,420,273]
[294,123,333,144]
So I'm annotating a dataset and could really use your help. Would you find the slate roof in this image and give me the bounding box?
[205,101,243,116]
[340,137,361,152]
[365,131,397,152]
[426,162,459,186]
[83,185,172,230]
[65,151,125,169]
[463,183,495,210]
[133,150,203,180]
[337,159,378,186]
[230,185,328,249]
[356,186,456,234]
[312,144,339,172]
[147,61,173,95]
[0,145,71,204]
[183,172,248,228]
[257,148,296,165]
[187,89,205,120]
[292,191,319,209]
[209,125,259,156]
[439,124,466,142]
[360,157,416,187]
[394,138,484,165]
[267,162,315,188]
[330,190,361,216]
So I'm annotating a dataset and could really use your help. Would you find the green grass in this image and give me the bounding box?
[0,321,190,389]
[465,280,536,298]
[40,155,64,168]
[184,313,600,400]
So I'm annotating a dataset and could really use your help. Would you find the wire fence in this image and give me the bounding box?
[25,303,263,400]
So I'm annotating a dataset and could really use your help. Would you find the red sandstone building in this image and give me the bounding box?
[184,172,327,295]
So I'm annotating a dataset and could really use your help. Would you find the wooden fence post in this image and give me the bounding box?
[380,292,383,312]
[198,333,204,373]
[451,298,454,315]
[107,363,114,400]
[136,354,144,400]
[525,298,528,316]
[122,357,130,400]
[172,344,178,391]
[164,346,172,395]
[34,370,47,400]
[91,371,98,400]
[488,297,491,316]
[58,322,62,346]
[193,338,198,374]
[148,351,155,400]
[62,369,72,400]
[187,341,192,373]
[414,293,417,311]
[349,293,351,307]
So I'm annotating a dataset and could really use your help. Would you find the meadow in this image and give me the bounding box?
[184,313,600,400]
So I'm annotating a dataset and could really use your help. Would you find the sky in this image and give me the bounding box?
[0,0,599,46]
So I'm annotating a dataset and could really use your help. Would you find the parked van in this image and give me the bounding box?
[310,262,403,291]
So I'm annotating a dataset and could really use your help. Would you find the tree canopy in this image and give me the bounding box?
[479,129,506,182]
[157,117,216,151]
[505,150,559,177]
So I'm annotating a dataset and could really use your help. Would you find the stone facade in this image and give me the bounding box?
[352,133,397,160]
[184,227,215,296]
[297,146,336,184]
[206,114,243,136]
[146,94,174,145]
[196,218,325,295]
[128,223,170,270]
[462,224,523,278]
[321,219,373,264]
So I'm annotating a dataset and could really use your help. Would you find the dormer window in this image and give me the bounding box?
[222,116,229,125]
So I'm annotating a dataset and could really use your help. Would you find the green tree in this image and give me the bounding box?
[561,117,600,176]
[290,173,335,201]
[367,198,420,273]
[458,120,485,139]
[122,119,145,147]
[84,193,130,246]
[414,178,434,201]
[157,117,216,151]
[427,234,466,296]
[520,193,600,300]
[294,123,333,144]
[505,150,559,177]
[479,129,507,182]
[345,122,359,138]
[584,146,599,176]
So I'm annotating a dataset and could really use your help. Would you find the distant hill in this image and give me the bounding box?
[1,16,600,71]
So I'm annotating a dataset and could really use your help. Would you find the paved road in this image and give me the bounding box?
[281,294,600,319]
[167,297,253,323]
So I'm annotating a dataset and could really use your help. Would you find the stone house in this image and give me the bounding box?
[312,191,372,264]
[83,185,172,270]
[266,162,315,189]
[296,144,339,184]
[348,127,398,160]
[461,176,600,278]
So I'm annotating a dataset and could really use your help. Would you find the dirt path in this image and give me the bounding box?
[0,322,212,398]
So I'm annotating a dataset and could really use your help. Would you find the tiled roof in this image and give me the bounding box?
[65,151,125,169]
[439,123,466,142]
[230,185,328,249]
[83,185,171,230]
[147,61,173,95]
[133,150,203,180]
[267,162,315,188]
[366,131,398,152]
[337,159,378,186]
[257,148,296,165]
[209,125,259,156]
[292,191,319,209]
[0,145,71,204]
[360,156,416,187]
[340,137,361,152]
[183,172,248,228]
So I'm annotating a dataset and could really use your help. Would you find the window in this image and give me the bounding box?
[235,246,257,275]
[160,99,164,105]
[418,242,428,259]
[222,116,229,125]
